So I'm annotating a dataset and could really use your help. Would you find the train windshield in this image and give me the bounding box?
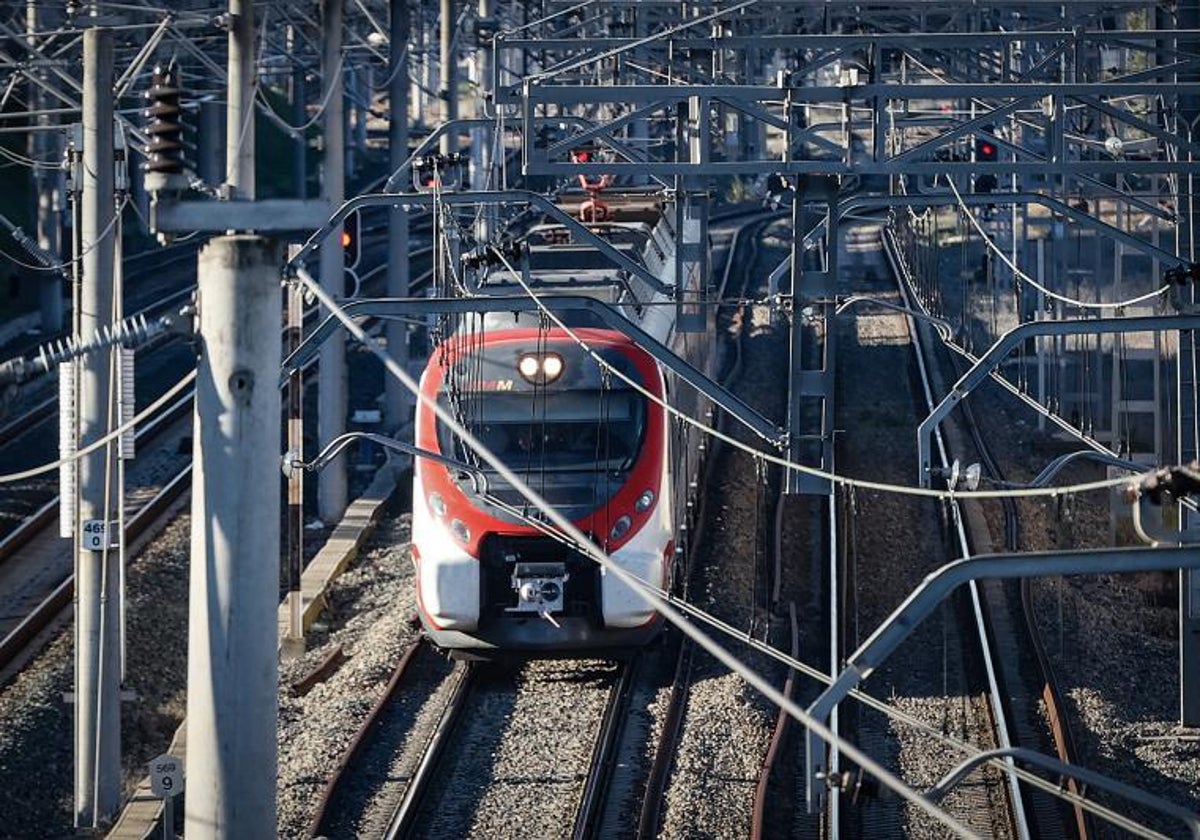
[437,389,646,474]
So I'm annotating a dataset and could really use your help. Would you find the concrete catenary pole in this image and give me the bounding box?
[75,25,121,829]
[439,0,456,154]
[27,1,62,332]
[226,0,256,199]
[318,0,348,522]
[385,0,411,430]
[184,235,282,837]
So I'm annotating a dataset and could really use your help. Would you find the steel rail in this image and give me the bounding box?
[571,659,637,840]
[887,227,1029,838]
[751,601,799,840]
[382,662,477,840]
[959,369,1092,838]
[306,637,427,838]
[635,638,693,840]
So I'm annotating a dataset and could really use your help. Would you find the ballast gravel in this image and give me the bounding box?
[415,658,619,839]
[277,513,419,839]
[0,514,191,838]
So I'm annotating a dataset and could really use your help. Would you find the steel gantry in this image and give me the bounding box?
[7,1,1200,836]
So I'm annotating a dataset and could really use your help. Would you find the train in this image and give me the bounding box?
[411,188,715,656]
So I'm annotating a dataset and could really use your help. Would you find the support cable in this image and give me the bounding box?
[479,250,1144,501]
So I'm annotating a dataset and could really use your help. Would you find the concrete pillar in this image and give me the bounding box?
[185,235,282,838]
[226,0,255,199]
[75,25,121,829]
[198,98,225,187]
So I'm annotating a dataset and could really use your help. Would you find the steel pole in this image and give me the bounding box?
[185,235,282,838]
[1178,0,1200,729]
[385,0,412,430]
[439,0,456,154]
[226,0,255,199]
[75,25,120,829]
[318,0,348,522]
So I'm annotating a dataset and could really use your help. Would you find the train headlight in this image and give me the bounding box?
[610,515,632,541]
[450,518,471,544]
[635,489,655,513]
[518,354,541,380]
[541,353,564,381]
[429,493,446,517]
[517,352,565,384]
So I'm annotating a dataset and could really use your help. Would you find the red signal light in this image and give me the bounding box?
[979,142,996,158]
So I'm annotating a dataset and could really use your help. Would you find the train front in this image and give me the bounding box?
[411,327,672,656]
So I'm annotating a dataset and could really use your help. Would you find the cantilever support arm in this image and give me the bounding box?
[839,191,1181,265]
[916,315,1200,486]
[285,190,671,297]
[805,545,1200,813]
[931,747,1200,838]
[281,295,784,447]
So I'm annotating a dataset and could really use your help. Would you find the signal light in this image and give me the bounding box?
[342,211,360,270]
[975,137,998,162]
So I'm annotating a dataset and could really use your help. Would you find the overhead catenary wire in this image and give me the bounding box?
[944,175,1169,310]
[483,248,1144,502]
[0,369,195,485]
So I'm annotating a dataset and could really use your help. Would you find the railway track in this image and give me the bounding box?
[311,652,629,840]
[0,390,193,681]
[885,219,1091,835]
[887,218,1086,837]
[637,213,787,838]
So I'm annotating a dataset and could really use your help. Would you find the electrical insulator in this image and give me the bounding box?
[143,65,187,176]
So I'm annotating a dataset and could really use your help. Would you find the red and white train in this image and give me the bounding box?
[411,191,713,656]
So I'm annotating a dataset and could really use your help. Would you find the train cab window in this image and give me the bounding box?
[437,389,646,474]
